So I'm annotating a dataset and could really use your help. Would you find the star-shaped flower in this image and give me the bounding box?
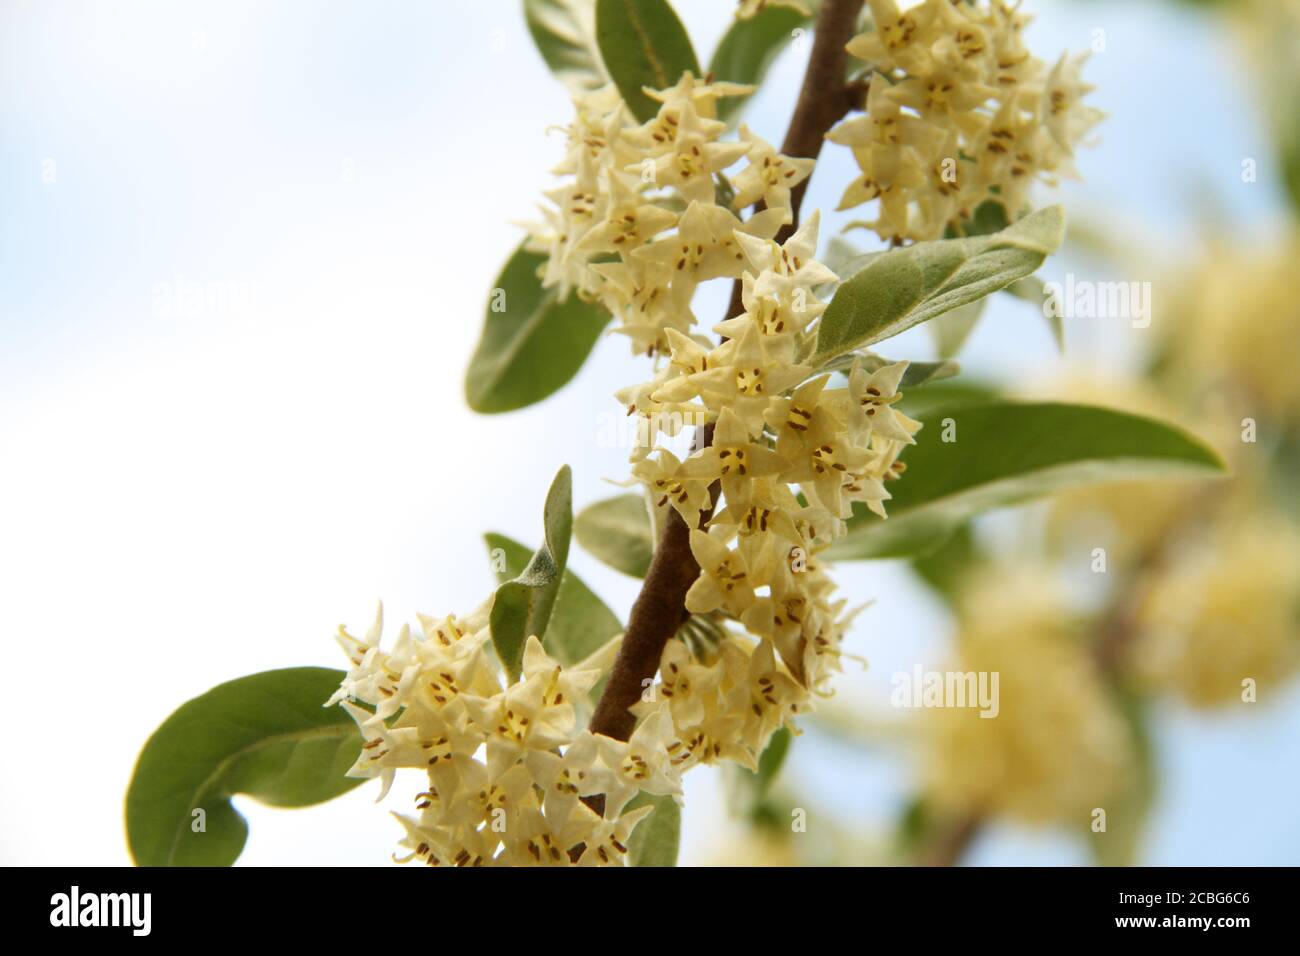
[574,170,679,256]
[730,124,816,210]
[570,708,683,816]
[634,132,748,205]
[734,210,838,288]
[685,527,773,616]
[634,200,788,313]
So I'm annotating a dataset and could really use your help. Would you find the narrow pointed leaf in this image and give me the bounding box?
[485,531,622,665]
[490,466,574,679]
[626,792,681,866]
[829,401,1227,561]
[524,0,609,94]
[126,667,363,867]
[729,726,792,816]
[595,0,700,123]
[813,206,1065,362]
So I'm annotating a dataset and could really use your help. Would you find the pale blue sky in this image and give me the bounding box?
[1,0,1294,865]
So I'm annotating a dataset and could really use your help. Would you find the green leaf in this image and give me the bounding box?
[909,522,978,604]
[1090,687,1156,867]
[894,795,934,853]
[828,400,1227,561]
[126,667,363,867]
[574,493,655,577]
[745,727,791,802]
[927,298,986,360]
[707,3,813,125]
[724,727,792,827]
[625,792,681,866]
[812,206,1065,362]
[815,351,960,389]
[1003,274,1047,306]
[594,0,700,123]
[524,0,609,95]
[946,198,1010,238]
[490,466,574,680]
[1280,120,1300,217]
[895,378,998,420]
[485,531,622,666]
[465,244,610,413]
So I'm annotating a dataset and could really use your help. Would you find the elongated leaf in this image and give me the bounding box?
[1004,274,1048,306]
[828,401,1227,561]
[490,466,574,679]
[524,0,609,94]
[812,206,1065,362]
[708,3,813,124]
[1281,121,1300,217]
[486,531,622,665]
[626,792,680,866]
[753,726,791,794]
[909,522,978,604]
[574,493,655,577]
[896,379,998,419]
[466,244,610,413]
[815,352,960,388]
[724,726,792,826]
[595,0,700,123]
[1090,686,1155,867]
[815,242,880,301]
[126,667,362,867]
[927,298,986,359]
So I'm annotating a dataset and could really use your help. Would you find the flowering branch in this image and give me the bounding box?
[587,0,867,744]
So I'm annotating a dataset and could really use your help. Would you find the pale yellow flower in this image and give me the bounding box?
[922,571,1134,826]
[1135,520,1300,707]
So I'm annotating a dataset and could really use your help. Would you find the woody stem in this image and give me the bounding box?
[587,0,866,744]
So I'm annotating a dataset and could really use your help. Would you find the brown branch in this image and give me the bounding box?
[775,0,866,242]
[587,0,866,744]
[586,480,713,742]
[916,810,983,867]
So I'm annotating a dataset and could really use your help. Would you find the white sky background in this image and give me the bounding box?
[2,0,1297,866]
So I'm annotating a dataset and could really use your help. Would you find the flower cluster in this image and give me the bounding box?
[1162,234,1300,426]
[328,605,680,866]
[622,214,922,717]
[921,572,1134,825]
[528,70,925,783]
[1135,520,1300,708]
[523,74,809,357]
[829,0,1102,242]
[1041,371,1300,709]
[332,72,888,866]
